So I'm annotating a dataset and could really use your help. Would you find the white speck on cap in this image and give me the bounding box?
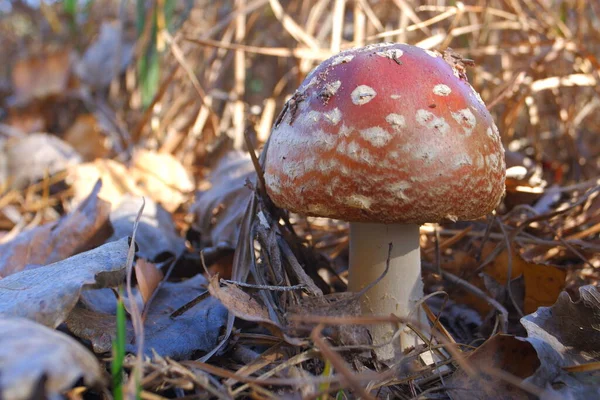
[347,141,360,156]
[318,158,338,174]
[305,110,321,125]
[306,75,319,89]
[389,181,410,200]
[390,94,401,100]
[416,109,450,135]
[433,84,452,96]
[376,48,404,60]
[346,194,372,209]
[339,124,352,137]
[359,148,375,165]
[351,85,377,105]
[487,153,500,169]
[308,204,334,215]
[453,154,473,167]
[364,42,394,51]
[424,49,440,58]
[451,108,477,136]
[324,80,342,95]
[331,54,355,66]
[385,113,406,131]
[359,127,392,147]
[475,153,485,169]
[282,160,304,179]
[323,108,342,125]
[313,129,336,150]
[469,84,486,105]
[265,173,282,194]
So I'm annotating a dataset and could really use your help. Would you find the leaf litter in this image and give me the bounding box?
[1,0,600,398]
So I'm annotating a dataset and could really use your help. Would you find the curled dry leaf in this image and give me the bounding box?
[207,274,302,345]
[521,285,600,398]
[0,317,104,400]
[0,237,129,328]
[66,274,228,360]
[0,180,112,277]
[191,150,255,250]
[135,258,163,304]
[208,274,270,321]
[2,133,82,189]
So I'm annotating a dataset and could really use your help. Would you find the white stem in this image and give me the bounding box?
[348,223,426,360]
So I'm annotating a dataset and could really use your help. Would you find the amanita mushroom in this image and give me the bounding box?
[264,43,505,359]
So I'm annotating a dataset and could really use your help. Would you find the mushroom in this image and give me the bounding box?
[264,43,505,359]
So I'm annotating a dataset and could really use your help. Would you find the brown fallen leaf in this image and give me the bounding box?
[0,237,129,328]
[481,243,566,314]
[447,334,540,400]
[0,180,112,277]
[10,50,74,105]
[135,258,163,304]
[0,317,104,400]
[63,114,111,161]
[208,274,270,322]
[206,274,303,345]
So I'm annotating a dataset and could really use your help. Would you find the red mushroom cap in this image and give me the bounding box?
[264,43,505,224]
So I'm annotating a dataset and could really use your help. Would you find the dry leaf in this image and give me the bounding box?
[208,274,270,322]
[75,21,134,89]
[109,195,185,261]
[447,334,540,400]
[68,158,142,207]
[66,274,227,359]
[3,133,82,189]
[131,149,194,212]
[0,237,129,328]
[0,317,104,400]
[481,243,566,314]
[0,180,112,277]
[135,259,163,304]
[63,114,111,160]
[68,151,193,212]
[10,50,74,105]
[520,285,600,398]
[191,151,255,249]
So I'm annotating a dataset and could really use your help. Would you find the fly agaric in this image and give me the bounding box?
[264,43,505,359]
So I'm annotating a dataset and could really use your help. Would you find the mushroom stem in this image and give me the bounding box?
[348,222,426,360]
